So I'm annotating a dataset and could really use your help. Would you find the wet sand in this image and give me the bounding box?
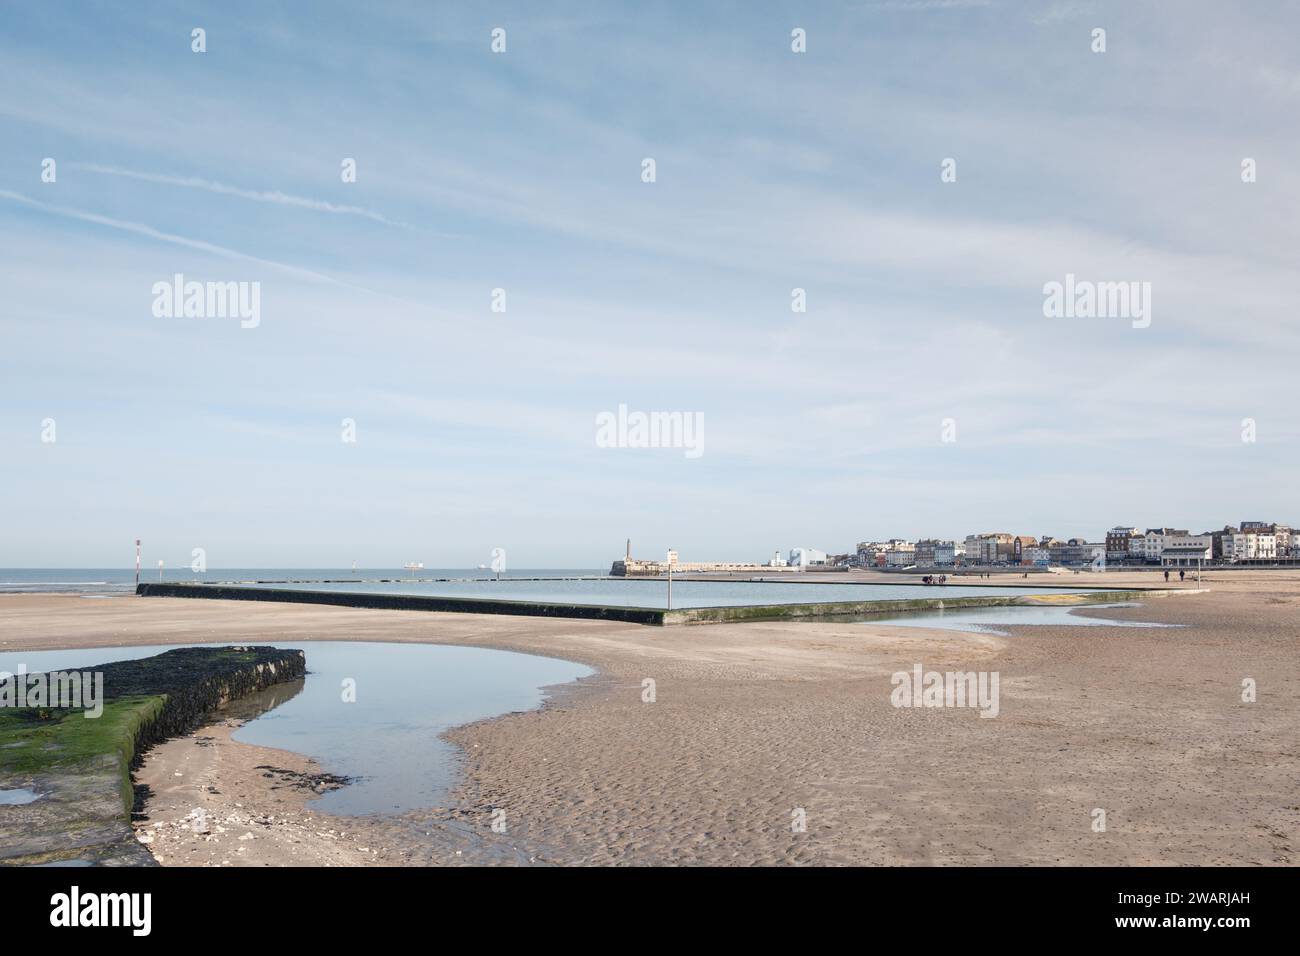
[0,572,1296,865]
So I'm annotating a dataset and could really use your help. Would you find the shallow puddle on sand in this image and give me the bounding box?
[865,602,1183,636]
[227,642,592,816]
[0,642,592,817]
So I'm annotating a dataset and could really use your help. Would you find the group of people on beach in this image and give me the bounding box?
[1164,569,1186,582]
[920,574,948,585]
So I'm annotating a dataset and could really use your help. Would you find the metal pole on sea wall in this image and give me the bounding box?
[157,559,164,583]
[666,549,673,611]
[135,538,141,588]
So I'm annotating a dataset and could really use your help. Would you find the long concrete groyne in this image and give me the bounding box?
[135,582,1197,626]
[137,582,670,624]
[661,588,1200,625]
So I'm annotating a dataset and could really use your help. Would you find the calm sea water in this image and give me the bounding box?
[0,569,603,595]
[0,568,1104,608]
[0,642,592,816]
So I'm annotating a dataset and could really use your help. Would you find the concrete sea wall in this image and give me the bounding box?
[138,582,669,624]
[662,589,1187,625]
[136,582,1191,627]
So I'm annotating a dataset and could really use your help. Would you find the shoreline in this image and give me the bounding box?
[2,579,1297,866]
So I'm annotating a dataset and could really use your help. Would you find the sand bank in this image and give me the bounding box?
[0,575,1296,865]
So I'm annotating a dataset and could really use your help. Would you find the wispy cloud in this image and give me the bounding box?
[0,188,365,289]
[69,162,416,229]
[1029,1,1096,25]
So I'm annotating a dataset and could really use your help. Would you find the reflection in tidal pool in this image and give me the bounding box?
[867,603,1182,637]
[0,641,592,818]
[230,642,593,816]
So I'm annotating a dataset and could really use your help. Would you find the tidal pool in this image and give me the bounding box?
[227,642,592,815]
[868,603,1182,636]
[0,642,592,817]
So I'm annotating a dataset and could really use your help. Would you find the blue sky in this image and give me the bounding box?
[2,0,1298,568]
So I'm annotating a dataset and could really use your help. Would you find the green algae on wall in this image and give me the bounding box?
[0,646,307,866]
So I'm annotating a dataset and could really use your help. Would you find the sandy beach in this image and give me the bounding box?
[1,572,1296,866]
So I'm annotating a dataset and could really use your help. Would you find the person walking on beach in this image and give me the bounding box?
[1164,569,1170,582]
[1179,569,1185,582]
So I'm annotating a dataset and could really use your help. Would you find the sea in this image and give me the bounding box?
[0,568,1104,609]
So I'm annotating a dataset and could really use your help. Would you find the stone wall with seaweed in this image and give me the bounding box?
[0,646,306,867]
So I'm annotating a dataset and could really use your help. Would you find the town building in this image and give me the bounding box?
[789,547,828,568]
[964,533,1014,565]
[914,539,957,566]
[1012,535,1039,565]
[1160,534,1212,567]
[855,542,882,567]
[1023,546,1051,566]
[1225,532,1276,562]
[1106,526,1141,562]
[1143,528,1189,564]
[1060,539,1106,566]
[1210,526,1237,561]
[1038,536,1065,564]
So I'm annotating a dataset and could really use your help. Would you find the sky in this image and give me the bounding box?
[2,0,1298,568]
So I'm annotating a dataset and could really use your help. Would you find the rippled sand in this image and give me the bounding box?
[1,572,1295,866]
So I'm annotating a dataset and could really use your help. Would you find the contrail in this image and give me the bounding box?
[0,188,376,292]
[70,162,412,228]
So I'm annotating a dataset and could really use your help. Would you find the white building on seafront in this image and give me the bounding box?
[1226,532,1277,562]
[1160,534,1212,567]
[1144,528,1188,563]
[788,547,828,568]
